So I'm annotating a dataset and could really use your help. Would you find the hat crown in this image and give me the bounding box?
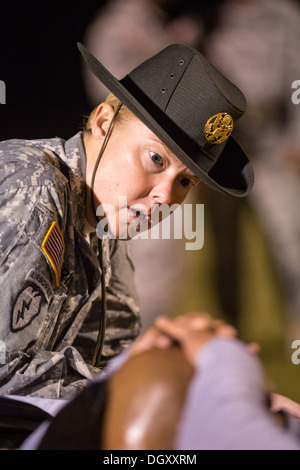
[123,44,246,160]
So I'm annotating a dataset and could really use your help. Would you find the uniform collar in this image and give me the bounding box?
[61,131,88,235]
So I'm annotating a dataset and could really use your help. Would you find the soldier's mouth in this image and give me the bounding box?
[128,207,151,221]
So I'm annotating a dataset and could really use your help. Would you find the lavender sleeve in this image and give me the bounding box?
[175,338,300,450]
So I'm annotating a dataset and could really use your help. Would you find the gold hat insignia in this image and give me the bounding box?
[204,113,233,144]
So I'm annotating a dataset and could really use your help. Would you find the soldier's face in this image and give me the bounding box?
[91,111,199,239]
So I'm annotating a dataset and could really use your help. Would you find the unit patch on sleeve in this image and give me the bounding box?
[11,284,43,332]
[42,222,65,287]
[26,269,54,303]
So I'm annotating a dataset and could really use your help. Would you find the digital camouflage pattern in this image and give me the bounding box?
[0,132,141,398]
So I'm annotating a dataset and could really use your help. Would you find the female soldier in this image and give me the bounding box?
[0,43,253,398]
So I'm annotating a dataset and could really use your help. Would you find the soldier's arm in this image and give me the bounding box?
[0,177,70,395]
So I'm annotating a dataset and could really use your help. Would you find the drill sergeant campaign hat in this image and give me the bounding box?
[78,43,254,197]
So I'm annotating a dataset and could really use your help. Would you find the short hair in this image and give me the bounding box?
[84,93,135,132]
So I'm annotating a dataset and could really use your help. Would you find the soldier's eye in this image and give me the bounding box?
[150,152,163,165]
[180,177,191,188]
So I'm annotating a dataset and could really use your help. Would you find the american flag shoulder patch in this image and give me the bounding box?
[42,222,65,287]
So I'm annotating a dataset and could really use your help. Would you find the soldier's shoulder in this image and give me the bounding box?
[0,137,68,194]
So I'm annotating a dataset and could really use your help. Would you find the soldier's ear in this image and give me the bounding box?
[91,103,115,143]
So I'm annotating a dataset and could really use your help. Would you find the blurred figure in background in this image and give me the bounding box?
[82,0,203,331]
[195,0,300,333]
[83,0,202,104]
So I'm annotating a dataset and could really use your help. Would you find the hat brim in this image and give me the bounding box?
[78,43,254,197]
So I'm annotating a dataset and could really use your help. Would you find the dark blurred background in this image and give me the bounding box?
[0,0,221,140]
[0,0,108,140]
[1,0,299,139]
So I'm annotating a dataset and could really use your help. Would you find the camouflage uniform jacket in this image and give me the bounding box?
[0,132,141,398]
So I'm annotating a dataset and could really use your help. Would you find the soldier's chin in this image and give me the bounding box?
[116,225,131,240]
[118,223,148,240]
[127,218,152,239]
[97,220,151,241]
[107,221,133,241]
